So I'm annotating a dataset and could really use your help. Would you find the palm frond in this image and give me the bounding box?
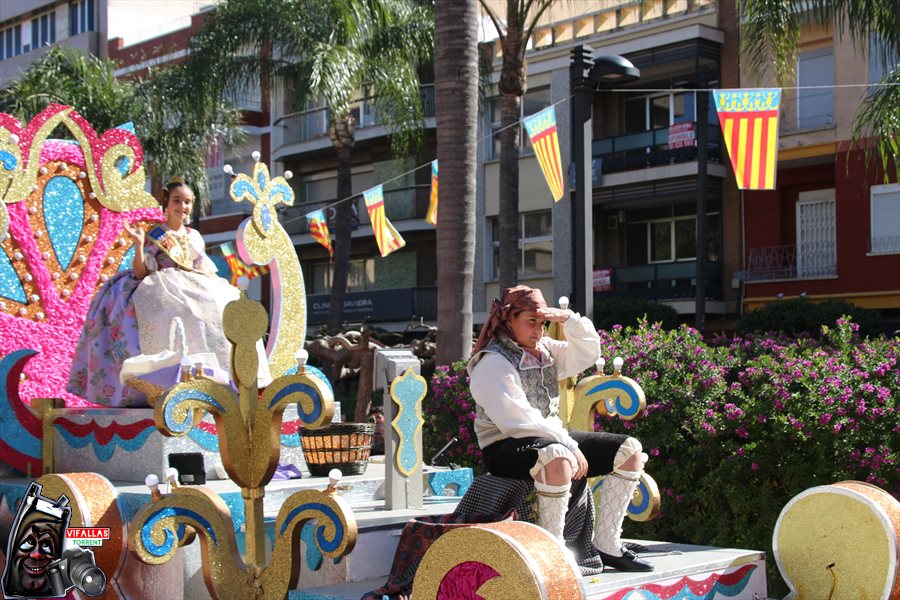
[851,66,900,183]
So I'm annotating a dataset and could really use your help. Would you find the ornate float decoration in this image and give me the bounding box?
[0,105,160,408]
[129,290,357,599]
[571,356,661,522]
[774,480,899,599]
[412,520,584,600]
[229,157,305,378]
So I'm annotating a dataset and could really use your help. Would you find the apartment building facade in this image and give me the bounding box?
[0,0,104,86]
[473,0,741,327]
[737,23,900,332]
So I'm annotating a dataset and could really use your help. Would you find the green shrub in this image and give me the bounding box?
[738,298,883,338]
[593,296,680,331]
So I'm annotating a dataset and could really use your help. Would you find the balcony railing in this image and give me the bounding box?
[596,261,723,300]
[592,122,721,175]
[278,85,435,145]
[736,244,837,281]
[870,235,900,254]
[280,184,432,236]
[306,286,437,325]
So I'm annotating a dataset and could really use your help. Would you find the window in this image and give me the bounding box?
[488,87,551,160]
[626,213,720,265]
[797,48,834,129]
[796,189,836,277]
[620,91,707,134]
[32,13,56,49]
[488,210,552,279]
[0,25,23,61]
[868,35,897,85]
[306,258,376,294]
[69,0,95,36]
[870,184,900,253]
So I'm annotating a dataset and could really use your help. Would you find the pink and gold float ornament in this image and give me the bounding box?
[774,481,900,599]
[412,520,585,599]
[0,105,160,408]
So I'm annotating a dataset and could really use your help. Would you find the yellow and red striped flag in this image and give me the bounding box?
[713,89,781,190]
[363,185,406,257]
[220,242,268,286]
[426,159,438,225]
[307,209,333,257]
[523,106,565,202]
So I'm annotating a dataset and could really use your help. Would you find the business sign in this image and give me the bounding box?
[668,122,695,149]
[307,289,416,324]
[593,268,612,292]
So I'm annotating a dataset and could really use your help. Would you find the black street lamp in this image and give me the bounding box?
[569,47,640,319]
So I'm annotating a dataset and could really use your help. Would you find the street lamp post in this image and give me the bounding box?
[569,47,640,319]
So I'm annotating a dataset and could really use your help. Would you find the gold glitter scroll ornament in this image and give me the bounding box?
[571,356,661,522]
[413,520,585,599]
[229,158,305,378]
[130,292,357,600]
[36,472,126,600]
[774,481,900,600]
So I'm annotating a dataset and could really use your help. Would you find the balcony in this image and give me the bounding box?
[306,286,437,325]
[736,244,837,281]
[596,261,723,300]
[593,122,721,175]
[280,184,433,237]
[277,85,435,145]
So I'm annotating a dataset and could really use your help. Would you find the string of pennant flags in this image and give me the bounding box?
[266,81,899,259]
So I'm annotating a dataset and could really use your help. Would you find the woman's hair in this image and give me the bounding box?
[472,285,548,353]
[159,176,194,210]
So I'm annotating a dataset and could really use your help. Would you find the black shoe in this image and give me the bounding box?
[598,548,654,572]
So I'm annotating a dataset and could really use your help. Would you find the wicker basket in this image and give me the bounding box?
[299,423,375,476]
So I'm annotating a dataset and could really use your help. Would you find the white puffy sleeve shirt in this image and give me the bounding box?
[468,313,601,451]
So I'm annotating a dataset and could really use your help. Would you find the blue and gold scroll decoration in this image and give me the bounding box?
[390,367,426,478]
[570,358,660,522]
[130,293,357,600]
[713,89,781,190]
[570,366,646,432]
[592,473,661,522]
[523,106,564,202]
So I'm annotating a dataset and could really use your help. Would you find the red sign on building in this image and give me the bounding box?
[668,122,696,148]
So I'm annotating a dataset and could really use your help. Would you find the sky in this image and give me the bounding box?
[107,0,213,46]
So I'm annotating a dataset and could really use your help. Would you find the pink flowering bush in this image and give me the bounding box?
[425,318,897,593]
[424,360,485,472]
[598,318,897,594]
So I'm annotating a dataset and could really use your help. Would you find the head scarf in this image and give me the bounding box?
[473,285,548,354]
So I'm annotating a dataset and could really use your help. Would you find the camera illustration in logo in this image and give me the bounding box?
[1,483,106,598]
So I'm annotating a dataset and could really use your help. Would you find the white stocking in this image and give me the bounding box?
[593,470,640,556]
[534,479,571,540]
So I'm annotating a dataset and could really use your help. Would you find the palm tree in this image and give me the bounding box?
[739,0,899,180]
[435,0,479,364]
[185,0,433,333]
[0,47,243,206]
[479,0,557,291]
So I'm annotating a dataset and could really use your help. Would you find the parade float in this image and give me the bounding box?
[0,105,896,599]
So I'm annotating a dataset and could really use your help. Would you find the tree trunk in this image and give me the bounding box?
[435,0,478,365]
[327,113,356,333]
[497,5,526,292]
